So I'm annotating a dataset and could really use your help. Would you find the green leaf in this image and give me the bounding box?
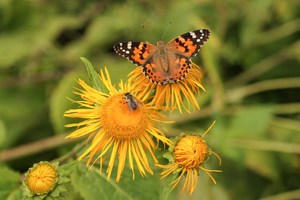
[58,161,78,177]
[222,105,274,163]
[192,181,230,200]
[226,105,275,139]
[80,57,105,92]
[0,86,46,148]
[160,174,178,200]
[240,0,274,47]
[49,69,84,134]
[222,105,279,181]
[0,165,21,200]
[0,119,6,147]
[7,188,23,200]
[245,150,279,181]
[71,164,162,200]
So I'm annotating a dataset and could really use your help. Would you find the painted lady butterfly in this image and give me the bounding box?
[113,29,210,85]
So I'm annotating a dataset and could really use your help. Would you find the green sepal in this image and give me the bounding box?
[162,151,175,163]
[23,161,75,200]
[161,170,180,200]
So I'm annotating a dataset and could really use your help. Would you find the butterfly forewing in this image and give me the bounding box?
[113,42,156,66]
[166,29,210,59]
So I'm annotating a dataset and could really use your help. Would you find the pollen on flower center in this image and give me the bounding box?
[101,94,147,139]
[174,135,209,169]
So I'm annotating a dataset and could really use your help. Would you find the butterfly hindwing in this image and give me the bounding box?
[167,29,210,58]
[142,57,166,85]
[168,54,191,83]
[113,42,155,66]
[142,54,191,85]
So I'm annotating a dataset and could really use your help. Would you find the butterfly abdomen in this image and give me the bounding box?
[156,41,170,72]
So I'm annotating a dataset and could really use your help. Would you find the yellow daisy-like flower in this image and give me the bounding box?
[24,162,58,195]
[157,122,221,196]
[128,63,205,113]
[65,67,171,182]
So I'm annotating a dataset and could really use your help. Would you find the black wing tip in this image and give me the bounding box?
[198,29,210,39]
[204,29,210,37]
[188,29,210,39]
[198,29,210,33]
[113,42,125,54]
[113,44,119,52]
[193,29,210,37]
[201,29,210,35]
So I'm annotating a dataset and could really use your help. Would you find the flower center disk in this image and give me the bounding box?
[101,94,146,139]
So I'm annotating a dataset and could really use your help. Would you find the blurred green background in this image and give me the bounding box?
[0,0,300,199]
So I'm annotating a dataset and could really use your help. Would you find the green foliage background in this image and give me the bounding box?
[0,0,299,199]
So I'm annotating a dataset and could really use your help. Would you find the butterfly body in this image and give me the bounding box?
[156,40,169,72]
[114,29,210,85]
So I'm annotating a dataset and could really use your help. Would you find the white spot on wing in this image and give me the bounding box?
[190,31,197,38]
[128,42,132,49]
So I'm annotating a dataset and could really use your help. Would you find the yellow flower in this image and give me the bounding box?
[24,161,58,195]
[128,63,205,113]
[157,122,221,196]
[23,161,74,199]
[65,67,171,182]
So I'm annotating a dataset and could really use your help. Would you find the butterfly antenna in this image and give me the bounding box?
[161,20,173,40]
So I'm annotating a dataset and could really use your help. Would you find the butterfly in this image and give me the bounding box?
[113,29,210,85]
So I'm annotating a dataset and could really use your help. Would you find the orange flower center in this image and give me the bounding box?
[101,94,148,139]
[174,135,209,169]
[25,162,57,194]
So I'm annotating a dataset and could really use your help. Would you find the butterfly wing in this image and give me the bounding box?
[114,41,169,84]
[166,29,210,58]
[159,29,209,83]
[113,42,157,66]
